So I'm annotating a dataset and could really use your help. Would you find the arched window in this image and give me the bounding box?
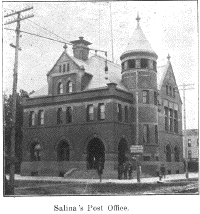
[66,81,73,93]
[166,144,171,162]
[169,86,172,96]
[166,85,169,95]
[30,143,41,161]
[58,82,63,94]
[57,141,70,161]
[87,105,94,121]
[38,110,44,125]
[174,146,179,162]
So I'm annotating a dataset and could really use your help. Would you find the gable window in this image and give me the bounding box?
[66,81,73,93]
[140,58,148,69]
[128,59,136,69]
[38,110,44,126]
[154,91,157,105]
[29,111,35,127]
[66,107,72,124]
[87,105,94,122]
[143,124,149,144]
[164,107,168,132]
[58,82,63,94]
[142,90,149,104]
[124,106,128,122]
[166,85,169,95]
[67,63,70,72]
[117,103,122,121]
[59,65,62,73]
[63,64,66,73]
[98,103,105,120]
[57,108,62,124]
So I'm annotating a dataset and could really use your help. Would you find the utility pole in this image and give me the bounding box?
[4,6,34,195]
[177,83,194,179]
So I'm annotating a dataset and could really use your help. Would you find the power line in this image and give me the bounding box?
[3,7,70,44]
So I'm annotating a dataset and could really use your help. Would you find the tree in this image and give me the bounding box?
[4,89,29,173]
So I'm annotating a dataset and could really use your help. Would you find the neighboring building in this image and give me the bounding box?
[21,15,184,177]
[183,129,199,161]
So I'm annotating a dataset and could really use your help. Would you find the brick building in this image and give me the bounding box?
[183,129,199,161]
[21,15,184,177]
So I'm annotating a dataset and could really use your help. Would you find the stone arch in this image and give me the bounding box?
[118,138,129,166]
[86,137,105,170]
[166,144,172,162]
[83,134,107,153]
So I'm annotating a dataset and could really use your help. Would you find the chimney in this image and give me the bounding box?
[70,37,92,61]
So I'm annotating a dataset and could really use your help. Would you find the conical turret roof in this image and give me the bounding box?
[121,15,157,58]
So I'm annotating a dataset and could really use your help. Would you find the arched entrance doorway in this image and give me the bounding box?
[166,144,171,162]
[86,138,105,170]
[57,140,70,161]
[118,139,128,166]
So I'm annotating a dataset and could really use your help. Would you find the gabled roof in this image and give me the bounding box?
[121,23,157,57]
[157,62,170,90]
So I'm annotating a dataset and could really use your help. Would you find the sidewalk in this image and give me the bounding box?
[12,172,198,184]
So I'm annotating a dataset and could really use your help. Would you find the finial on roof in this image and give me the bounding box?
[136,12,141,26]
[167,53,171,61]
[63,43,67,52]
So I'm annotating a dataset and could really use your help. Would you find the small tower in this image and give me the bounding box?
[70,36,92,61]
[120,14,159,155]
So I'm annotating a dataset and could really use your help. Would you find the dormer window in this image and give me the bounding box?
[58,82,63,94]
[66,81,73,93]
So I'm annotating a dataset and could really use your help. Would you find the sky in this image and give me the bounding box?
[2,1,198,129]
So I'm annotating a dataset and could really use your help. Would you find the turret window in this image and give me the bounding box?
[140,59,148,69]
[128,59,136,69]
[87,105,94,122]
[143,124,149,144]
[124,61,128,70]
[58,82,63,94]
[98,103,105,120]
[29,111,35,127]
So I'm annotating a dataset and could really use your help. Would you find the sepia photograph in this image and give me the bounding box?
[2,0,198,202]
